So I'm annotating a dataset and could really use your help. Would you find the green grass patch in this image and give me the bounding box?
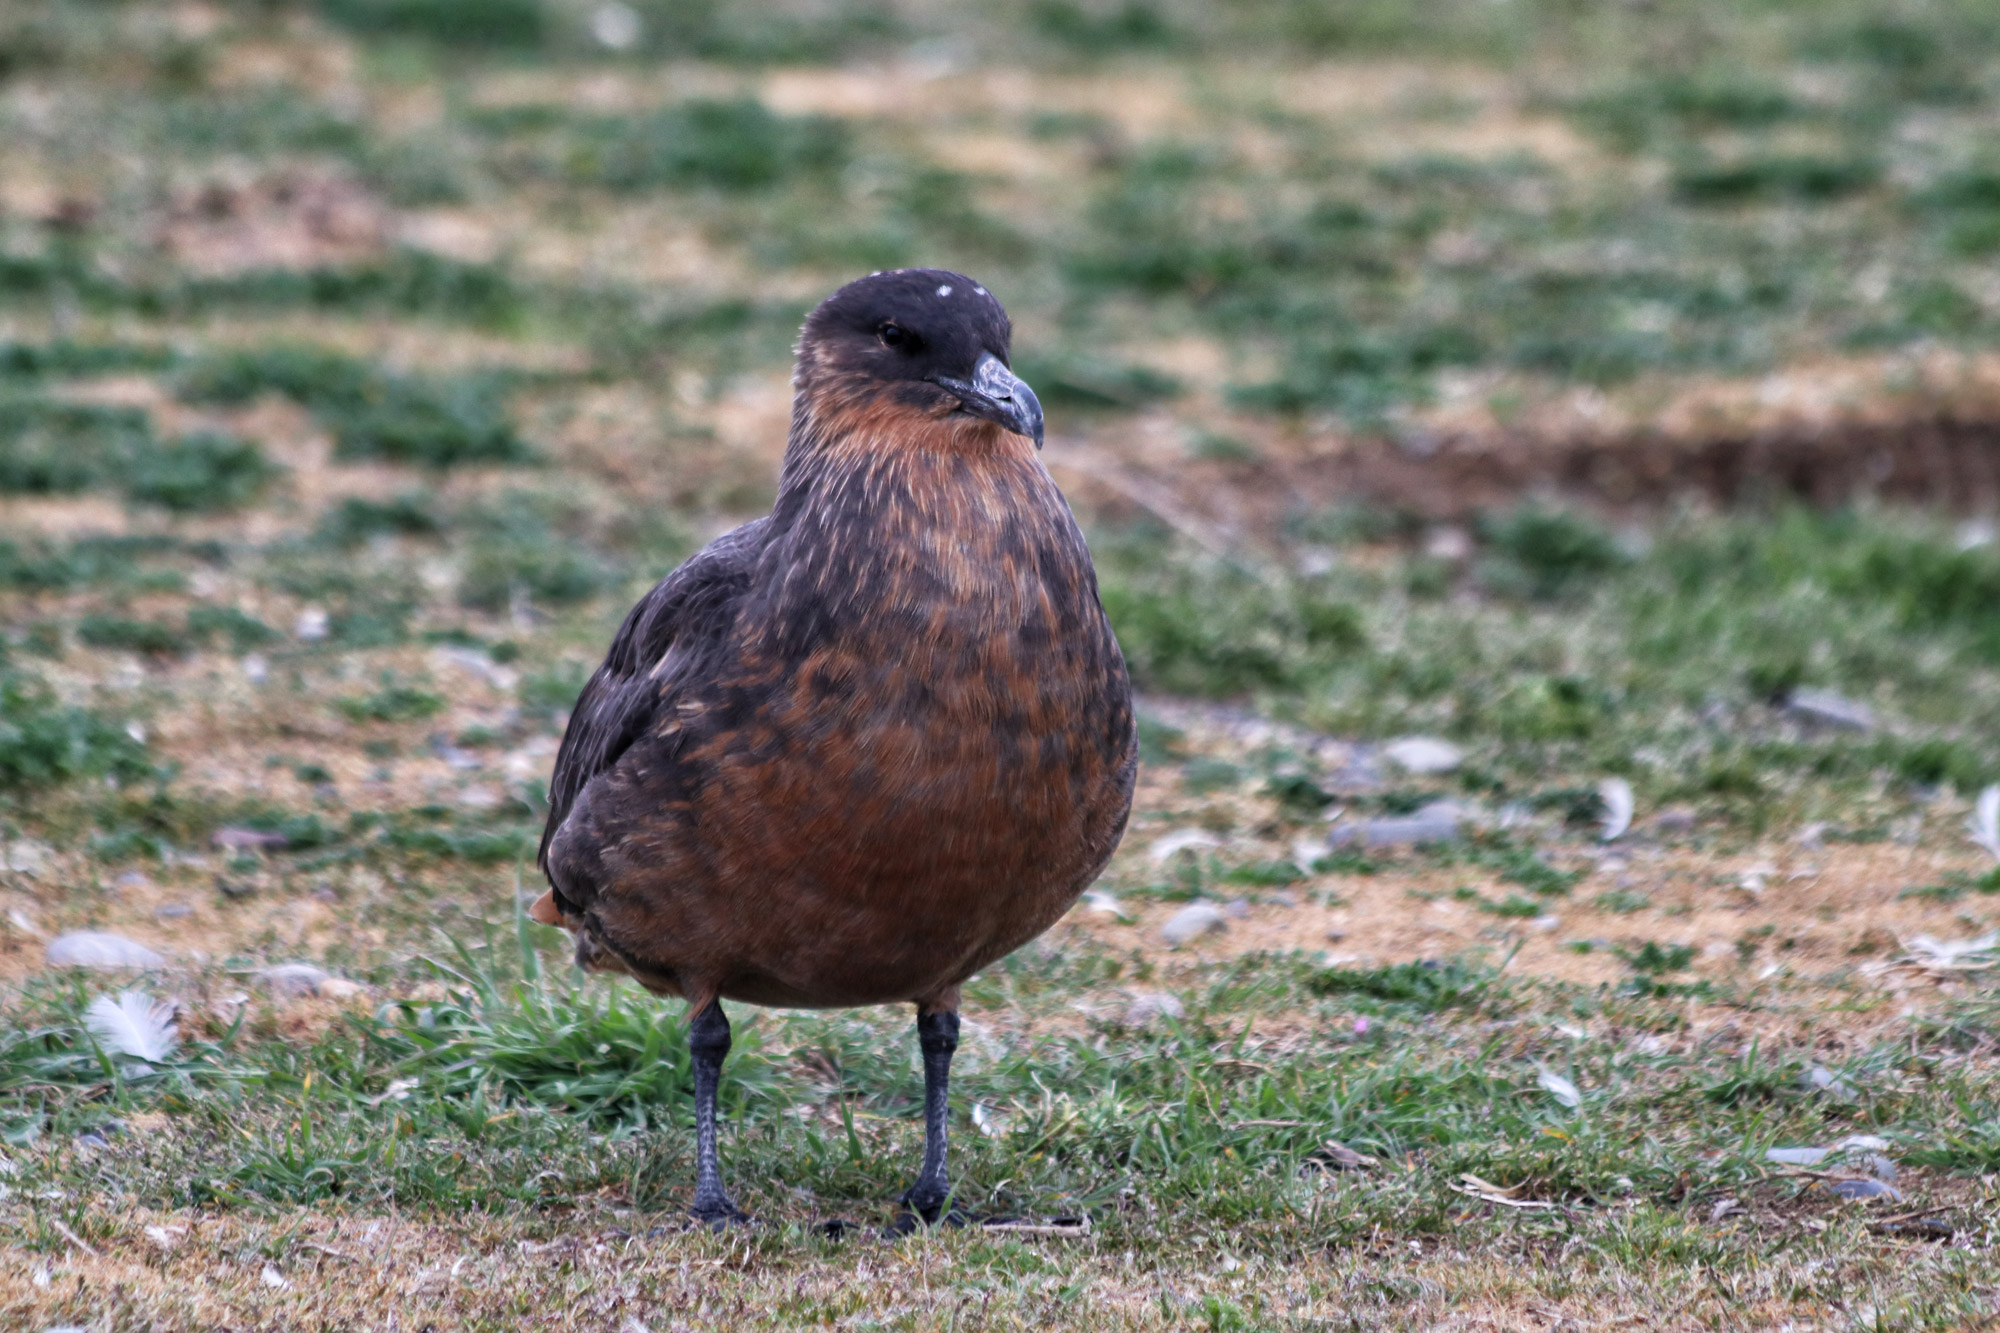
[563,99,848,193]
[455,491,617,612]
[181,345,529,468]
[0,340,176,378]
[1479,505,1630,601]
[76,615,190,658]
[1087,507,2000,817]
[337,678,446,723]
[1671,152,1881,205]
[313,492,447,547]
[124,431,277,512]
[0,670,150,790]
[0,398,275,509]
[1305,959,1495,1013]
[0,398,152,495]
[185,605,281,652]
[319,0,547,50]
[518,660,591,717]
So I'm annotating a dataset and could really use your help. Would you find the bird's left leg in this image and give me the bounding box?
[687,998,749,1227]
[898,1002,962,1226]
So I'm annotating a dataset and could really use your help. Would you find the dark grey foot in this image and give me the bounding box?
[687,1196,753,1230]
[902,1181,950,1216]
[888,1206,969,1236]
[886,1199,1027,1236]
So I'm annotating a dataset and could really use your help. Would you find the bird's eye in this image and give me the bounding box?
[877,321,911,350]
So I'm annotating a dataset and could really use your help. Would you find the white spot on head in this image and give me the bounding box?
[973,286,986,296]
[937,284,952,297]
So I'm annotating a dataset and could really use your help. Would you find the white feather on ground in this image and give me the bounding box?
[1968,786,2000,863]
[1598,777,1634,842]
[85,990,179,1063]
[1148,828,1222,862]
[1900,933,1998,972]
[1536,1067,1583,1108]
[1079,889,1130,921]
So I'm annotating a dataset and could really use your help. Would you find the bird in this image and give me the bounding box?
[529,268,1138,1228]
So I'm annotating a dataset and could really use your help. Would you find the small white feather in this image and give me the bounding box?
[1598,777,1634,842]
[1901,932,1998,969]
[85,990,178,1063]
[1148,828,1222,863]
[1080,890,1130,922]
[1536,1067,1582,1109]
[1968,785,2000,863]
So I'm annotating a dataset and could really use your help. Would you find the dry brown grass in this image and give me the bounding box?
[4,1195,1991,1332]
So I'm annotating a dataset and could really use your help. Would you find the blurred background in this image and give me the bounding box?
[8,1,2000,994]
[8,0,2000,862]
[3,2,2000,1309]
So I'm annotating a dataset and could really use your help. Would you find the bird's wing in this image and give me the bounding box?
[537,518,769,872]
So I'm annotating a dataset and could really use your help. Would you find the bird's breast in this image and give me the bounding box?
[763,449,1107,683]
[720,446,1131,830]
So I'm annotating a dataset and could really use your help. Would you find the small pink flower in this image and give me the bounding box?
[1353,1018,1370,1036]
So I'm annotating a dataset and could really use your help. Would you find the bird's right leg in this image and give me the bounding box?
[687,998,748,1227]
[897,1005,962,1227]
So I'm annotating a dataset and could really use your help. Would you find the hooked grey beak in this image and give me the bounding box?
[931,352,1045,449]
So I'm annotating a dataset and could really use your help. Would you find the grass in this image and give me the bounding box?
[2,916,1995,1322]
[124,432,277,513]
[8,3,2000,421]
[0,399,153,495]
[1092,506,2000,830]
[336,678,446,723]
[0,670,150,790]
[3,0,2000,1325]
[179,345,531,468]
[312,491,445,547]
[0,398,276,510]
[555,99,850,194]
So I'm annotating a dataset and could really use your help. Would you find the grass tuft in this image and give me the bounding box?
[578,99,847,193]
[124,431,277,512]
[337,678,446,723]
[181,346,530,468]
[0,669,150,789]
[1305,958,1494,1012]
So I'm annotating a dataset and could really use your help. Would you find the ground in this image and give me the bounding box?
[2,2,1999,1330]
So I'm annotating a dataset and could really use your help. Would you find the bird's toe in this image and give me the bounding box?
[687,1199,754,1230]
[888,1199,972,1235]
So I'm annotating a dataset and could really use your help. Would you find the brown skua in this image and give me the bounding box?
[530,268,1138,1227]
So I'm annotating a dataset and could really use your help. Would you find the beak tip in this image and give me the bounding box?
[940,353,1046,447]
[1012,377,1046,451]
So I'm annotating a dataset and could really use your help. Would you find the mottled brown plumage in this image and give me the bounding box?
[532,268,1136,1225]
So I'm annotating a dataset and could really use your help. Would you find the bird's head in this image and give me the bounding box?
[792,268,1044,453]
